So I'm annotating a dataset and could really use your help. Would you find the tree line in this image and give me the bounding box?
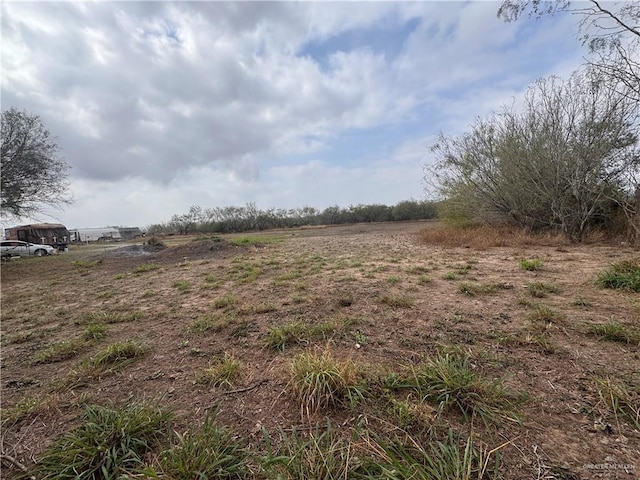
[145,200,438,236]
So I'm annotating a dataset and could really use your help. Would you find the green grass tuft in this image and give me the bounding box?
[230,235,284,246]
[156,411,248,478]
[288,349,366,416]
[188,313,235,334]
[597,259,640,292]
[26,403,172,479]
[519,258,543,271]
[587,321,640,344]
[196,353,242,387]
[378,294,415,308]
[267,320,340,351]
[172,280,191,292]
[458,282,498,296]
[83,340,149,373]
[262,424,363,479]
[131,263,161,275]
[83,322,108,341]
[527,281,560,298]
[404,351,526,426]
[365,428,500,480]
[32,338,86,364]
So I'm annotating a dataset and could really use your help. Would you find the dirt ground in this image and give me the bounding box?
[1,220,638,478]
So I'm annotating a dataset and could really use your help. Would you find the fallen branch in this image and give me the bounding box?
[0,453,28,472]
[222,379,268,395]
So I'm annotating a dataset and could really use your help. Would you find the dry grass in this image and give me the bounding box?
[418,225,570,249]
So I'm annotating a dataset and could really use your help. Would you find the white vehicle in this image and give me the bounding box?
[0,240,56,259]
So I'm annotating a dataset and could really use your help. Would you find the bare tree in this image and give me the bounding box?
[498,0,639,101]
[1,107,72,219]
[431,71,640,241]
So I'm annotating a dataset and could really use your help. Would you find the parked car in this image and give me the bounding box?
[0,240,56,259]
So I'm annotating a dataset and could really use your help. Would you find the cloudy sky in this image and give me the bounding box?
[2,0,589,229]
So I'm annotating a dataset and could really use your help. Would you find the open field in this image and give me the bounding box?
[1,221,639,479]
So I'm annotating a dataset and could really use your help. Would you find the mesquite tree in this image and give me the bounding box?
[431,71,639,241]
[1,107,71,219]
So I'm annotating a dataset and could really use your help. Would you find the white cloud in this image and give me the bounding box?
[1,1,589,229]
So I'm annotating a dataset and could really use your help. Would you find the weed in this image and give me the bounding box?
[32,338,86,364]
[417,275,432,285]
[352,330,368,346]
[388,276,401,285]
[442,271,457,280]
[75,310,143,325]
[26,403,172,479]
[453,264,473,275]
[196,353,242,387]
[83,322,108,341]
[172,280,191,292]
[336,296,354,307]
[214,294,238,309]
[188,313,235,334]
[528,306,563,324]
[203,274,219,283]
[230,261,262,284]
[378,294,415,308]
[8,330,45,344]
[72,259,102,268]
[365,428,500,480]
[499,325,554,354]
[156,411,248,478]
[572,298,593,308]
[594,377,640,430]
[527,281,560,298]
[597,259,640,292]
[587,321,640,344]
[458,282,498,296]
[83,340,149,373]
[262,424,364,479]
[231,235,284,246]
[407,265,430,275]
[131,263,161,275]
[405,351,526,425]
[254,302,278,314]
[288,349,366,415]
[1,394,58,427]
[519,258,544,271]
[387,398,437,429]
[267,320,339,351]
[141,289,157,298]
[146,236,166,247]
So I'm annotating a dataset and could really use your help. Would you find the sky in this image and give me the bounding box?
[1,0,589,229]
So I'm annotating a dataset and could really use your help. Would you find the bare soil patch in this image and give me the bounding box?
[1,221,638,478]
